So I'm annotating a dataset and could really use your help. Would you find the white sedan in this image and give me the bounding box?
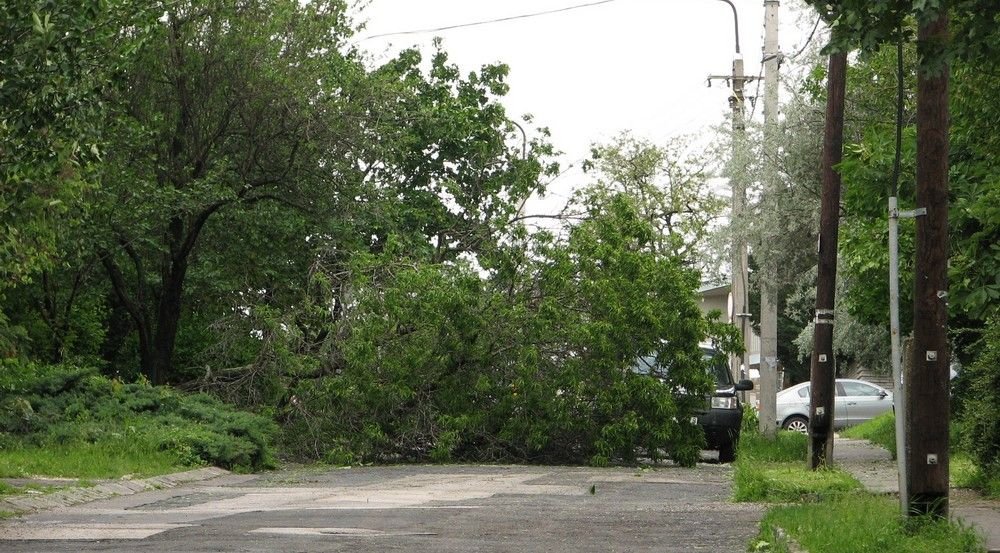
[775,379,894,433]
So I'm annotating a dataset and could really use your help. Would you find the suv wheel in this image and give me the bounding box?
[718,440,736,463]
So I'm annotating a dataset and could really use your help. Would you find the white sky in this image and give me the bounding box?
[351,0,817,217]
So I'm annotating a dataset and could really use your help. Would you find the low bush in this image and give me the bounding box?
[0,361,277,475]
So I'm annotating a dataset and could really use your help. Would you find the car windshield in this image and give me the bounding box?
[704,352,733,387]
[632,351,734,388]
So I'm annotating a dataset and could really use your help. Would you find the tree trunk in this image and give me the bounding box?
[906,9,950,518]
[150,259,188,385]
[809,51,847,470]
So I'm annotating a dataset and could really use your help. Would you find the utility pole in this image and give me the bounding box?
[708,0,754,387]
[809,51,846,469]
[758,0,780,439]
[907,8,950,518]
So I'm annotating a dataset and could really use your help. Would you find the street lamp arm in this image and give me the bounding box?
[714,0,741,54]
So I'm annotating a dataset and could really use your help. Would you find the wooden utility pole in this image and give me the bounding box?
[758,0,780,439]
[809,51,846,469]
[906,8,950,518]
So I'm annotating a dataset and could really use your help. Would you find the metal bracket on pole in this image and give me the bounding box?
[814,309,835,325]
[891,207,927,219]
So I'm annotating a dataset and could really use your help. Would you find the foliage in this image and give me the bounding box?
[0,361,277,471]
[580,133,727,277]
[803,0,1000,69]
[957,316,1000,475]
[0,0,153,291]
[950,454,1000,499]
[274,190,737,466]
[755,494,984,553]
[789,266,892,375]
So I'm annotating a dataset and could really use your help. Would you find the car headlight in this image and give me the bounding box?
[711,396,739,409]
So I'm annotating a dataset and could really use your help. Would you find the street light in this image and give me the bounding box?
[708,0,753,387]
[714,0,742,54]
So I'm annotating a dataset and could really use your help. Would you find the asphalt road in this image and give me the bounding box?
[1,463,762,552]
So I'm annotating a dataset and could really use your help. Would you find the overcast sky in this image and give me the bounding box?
[350,0,817,216]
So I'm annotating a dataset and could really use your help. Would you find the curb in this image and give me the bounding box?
[0,467,230,516]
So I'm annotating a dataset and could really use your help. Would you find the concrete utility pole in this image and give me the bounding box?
[809,51,847,470]
[907,9,951,518]
[708,0,754,387]
[758,0,780,439]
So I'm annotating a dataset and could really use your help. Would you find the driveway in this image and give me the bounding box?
[1,463,762,552]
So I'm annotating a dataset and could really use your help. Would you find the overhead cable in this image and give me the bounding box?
[359,0,621,41]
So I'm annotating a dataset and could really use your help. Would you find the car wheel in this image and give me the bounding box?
[718,440,736,463]
[783,415,809,434]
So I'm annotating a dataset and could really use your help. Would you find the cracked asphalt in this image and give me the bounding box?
[0,463,763,552]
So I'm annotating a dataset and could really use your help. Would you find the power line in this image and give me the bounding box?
[788,17,821,60]
[748,63,764,120]
[358,0,621,41]
[748,16,822,121]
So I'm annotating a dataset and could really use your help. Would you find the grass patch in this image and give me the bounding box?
[755,494,984,553]
[739,430,808,463]
[841,411,897,457]
[734,429,860,502]
[735,461,861,502]
[951,453,1000,499]
[0,440,186,480]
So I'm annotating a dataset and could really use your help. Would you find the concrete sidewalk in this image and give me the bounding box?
[0,467,230,516]
[834,437,1000,553]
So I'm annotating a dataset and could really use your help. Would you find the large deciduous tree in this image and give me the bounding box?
[93,0,365,383]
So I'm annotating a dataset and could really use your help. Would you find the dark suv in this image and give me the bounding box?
[633,348,753,463]
[696,349,753,462]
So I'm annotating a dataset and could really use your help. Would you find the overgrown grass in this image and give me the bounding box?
[735,461,862,502]
[951,453,1000,499]
[0,440,186,479]
[739,429,809,463]
[740,416,990,552]
[755,494,984,553]
[734,429,859,502]
[841,411,897,457]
